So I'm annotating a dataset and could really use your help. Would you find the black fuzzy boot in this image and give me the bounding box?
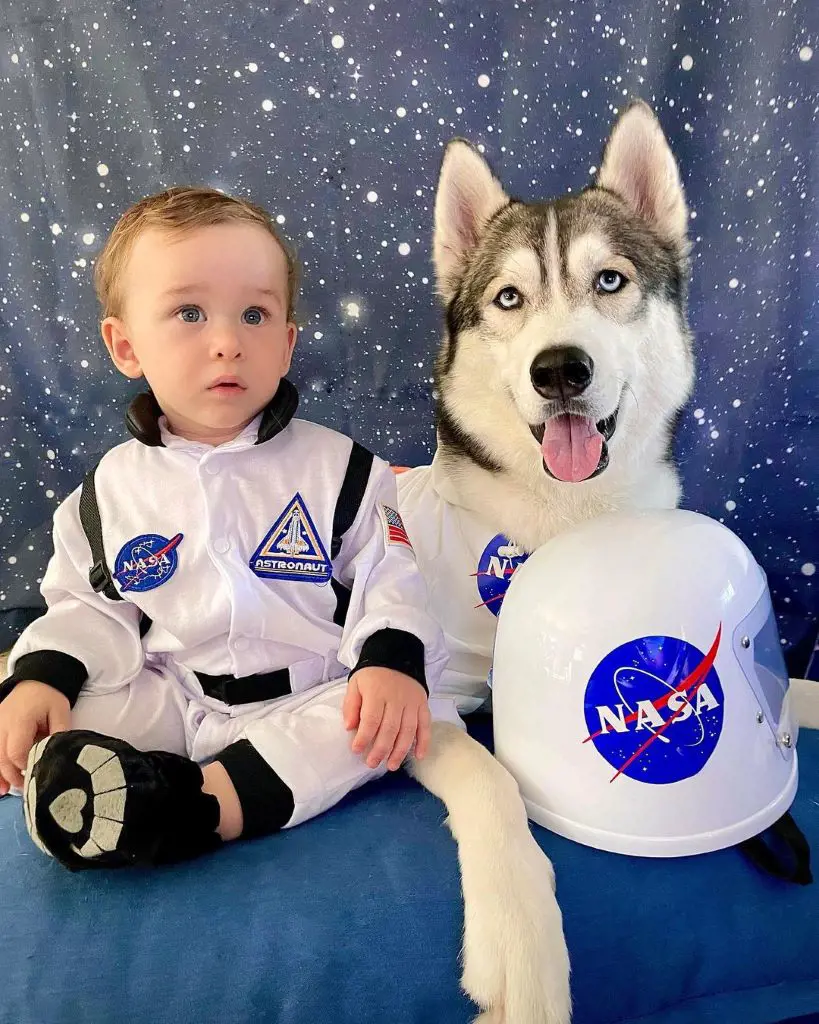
[23,730,222,871]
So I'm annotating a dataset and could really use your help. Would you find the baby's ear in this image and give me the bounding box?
[101,318,144,379]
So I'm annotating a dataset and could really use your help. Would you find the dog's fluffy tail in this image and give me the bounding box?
[408,721,572,1024]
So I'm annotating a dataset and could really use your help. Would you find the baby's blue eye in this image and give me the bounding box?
[178,306,203,323]
[242,307,265,325]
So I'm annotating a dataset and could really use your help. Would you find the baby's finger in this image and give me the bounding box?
[387,709,418,771]
[352,699,385,755]
[366,705,403,769]
[0,753,12,796]
[413,703,432,761]
[7,719,37,779]
[0,752,24,790]
[343,678,362,732]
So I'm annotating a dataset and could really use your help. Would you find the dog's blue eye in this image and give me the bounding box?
[596,270,627,294]
[494,286,522,310]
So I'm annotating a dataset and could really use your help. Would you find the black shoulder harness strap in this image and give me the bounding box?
[329,441,375,627]
[80,465,120,603]
[79,465,153,639]
[331,442,375,559]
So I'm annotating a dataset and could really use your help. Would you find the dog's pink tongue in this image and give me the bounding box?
[541,415,603,482]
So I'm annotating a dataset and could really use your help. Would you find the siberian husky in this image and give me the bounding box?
[404,101,693,1023]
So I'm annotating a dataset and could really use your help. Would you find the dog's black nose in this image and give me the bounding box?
[530,346,594,400]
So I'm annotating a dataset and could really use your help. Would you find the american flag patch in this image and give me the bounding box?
[380,504,413,549]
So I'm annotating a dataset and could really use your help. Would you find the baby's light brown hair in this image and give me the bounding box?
[93,186,299,321]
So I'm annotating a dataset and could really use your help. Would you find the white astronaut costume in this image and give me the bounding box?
[3,381,455,841]
[396,459,529,714]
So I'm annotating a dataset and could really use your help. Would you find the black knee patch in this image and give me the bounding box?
[24,730,221,871]
[215,740,295,839]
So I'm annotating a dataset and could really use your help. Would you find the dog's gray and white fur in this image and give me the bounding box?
[402,102,694,1023]
[430,99,693,550]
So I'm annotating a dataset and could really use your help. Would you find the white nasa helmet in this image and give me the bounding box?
[492,509,803,863]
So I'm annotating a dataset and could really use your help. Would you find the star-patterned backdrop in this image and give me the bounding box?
[0,0,816,675]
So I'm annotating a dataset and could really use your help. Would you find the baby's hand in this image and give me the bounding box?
[344,667,431,771]
[0,681,71,795]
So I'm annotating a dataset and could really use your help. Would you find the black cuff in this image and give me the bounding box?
[0,650,88,707]
[215,740,295,839]
[351,627,428,694]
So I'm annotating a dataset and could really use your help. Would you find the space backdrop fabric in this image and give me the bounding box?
[0,0,816,675]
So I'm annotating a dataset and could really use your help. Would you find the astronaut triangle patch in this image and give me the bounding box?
[250,493,332,583]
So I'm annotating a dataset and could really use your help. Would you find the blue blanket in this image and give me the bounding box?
[1,716,817,1024]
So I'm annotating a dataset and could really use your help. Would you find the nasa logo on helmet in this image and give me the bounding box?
[114,532,183,593]
[490,508,808,874]
[475,534,529,616]
[583,628,725,785]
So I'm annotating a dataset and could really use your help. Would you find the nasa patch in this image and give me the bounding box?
[250,493,332,584]
[474,534,529,617]
[113,532,183,593]
[583,626,724,785]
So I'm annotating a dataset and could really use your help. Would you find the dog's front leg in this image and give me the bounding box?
[408,722,571,1024]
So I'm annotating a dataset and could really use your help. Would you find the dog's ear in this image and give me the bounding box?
[597,100,688,245]
[434,140,508,300]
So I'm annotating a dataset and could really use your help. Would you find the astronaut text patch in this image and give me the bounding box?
[250,494,332,583]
